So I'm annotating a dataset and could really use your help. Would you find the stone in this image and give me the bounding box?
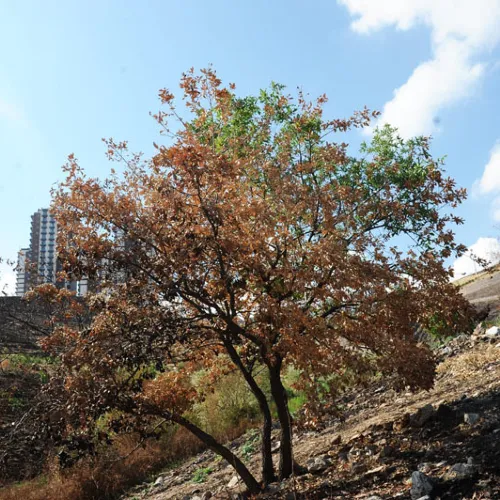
[306,455,332,473]
[351,463,368,474]
[436,403,455,425]
[266,482,281,493]
[365,465,386,476]
[394,413,411,431]
[410,471,434,500]
[449,462,478,478]
[464,412,480,425]
[440,346,452,356]
[201,493,213,500]
[410,404,435,428]
[485,326,500,338]
[383,421,394,431]
[331,434,342,445]
[154,476,165,486]
[227,476,239,488]
[417,462,432,473]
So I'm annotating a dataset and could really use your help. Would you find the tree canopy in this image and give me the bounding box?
[35,68,473,493]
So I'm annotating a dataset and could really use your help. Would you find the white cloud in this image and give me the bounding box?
[339,0,500,137]
[492,197,500,222]
[0,86,31,129]
[0,262,16,296]
[453,237,500,278]
[0,98,26,124]
[475,143,500,195]
[473,143,500,221]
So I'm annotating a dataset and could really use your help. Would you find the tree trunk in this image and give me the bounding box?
[268,359,294,480]
[171,413,262,494]
[222,336,276,484]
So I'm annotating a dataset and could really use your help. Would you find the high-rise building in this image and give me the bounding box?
[15,248,30,296]
[29,208,58,287]
[15,208,86,296]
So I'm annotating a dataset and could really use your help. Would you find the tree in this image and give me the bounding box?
[37,68,473,494]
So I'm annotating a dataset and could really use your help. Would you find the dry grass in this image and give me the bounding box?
[453,264,500,288]
[0,412,258,500]
[437,344,500,380]
[0,436,166,500]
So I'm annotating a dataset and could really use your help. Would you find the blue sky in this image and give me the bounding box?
[2,0,500,292]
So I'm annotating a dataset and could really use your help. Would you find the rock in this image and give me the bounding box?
[440,346,452,356]
[227,476,239,488]
[415,497,431,500]
[383,421,394,431]
[473,322,485,336]
[306,455,332,473]
[201,493,213,500]
[191,497,202,500]
[485,326,500,338]
[266,482,281,493]
[348,433,362,442]
[154,476,165,486]
[436,403,455,425]
[448,460,478,479]
[351,463,368,474]
[318,479,333,490]
[410,471,435,500]
[379,445,394,458]
[271,440,281,453]
[410,404,435,428]
[394,413,411,431]
[365,465,386,476]
[417,462,432,473]
[464,412,480,425]
[331,434,342,445]
[365,444,378,456]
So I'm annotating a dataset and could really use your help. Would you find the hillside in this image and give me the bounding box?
[459,266,500,313]
[119,326,500,499]
[2,273,499,499]
[113,272,500,500]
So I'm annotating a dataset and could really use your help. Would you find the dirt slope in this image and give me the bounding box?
[122,326,500,500]
[459,267,500,312]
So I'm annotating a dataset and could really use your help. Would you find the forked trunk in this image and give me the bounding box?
[260,404,276,484]
[171,413,261,494]
[222,336,276,484]
[268,360,294,480]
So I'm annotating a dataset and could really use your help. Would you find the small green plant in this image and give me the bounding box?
[241,429,260,461]
[484,315,500,328]
[192,466,213,483]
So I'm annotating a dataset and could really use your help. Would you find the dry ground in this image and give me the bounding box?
[122,331,500,500]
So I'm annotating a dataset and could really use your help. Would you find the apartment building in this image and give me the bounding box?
[15,208,85,296]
